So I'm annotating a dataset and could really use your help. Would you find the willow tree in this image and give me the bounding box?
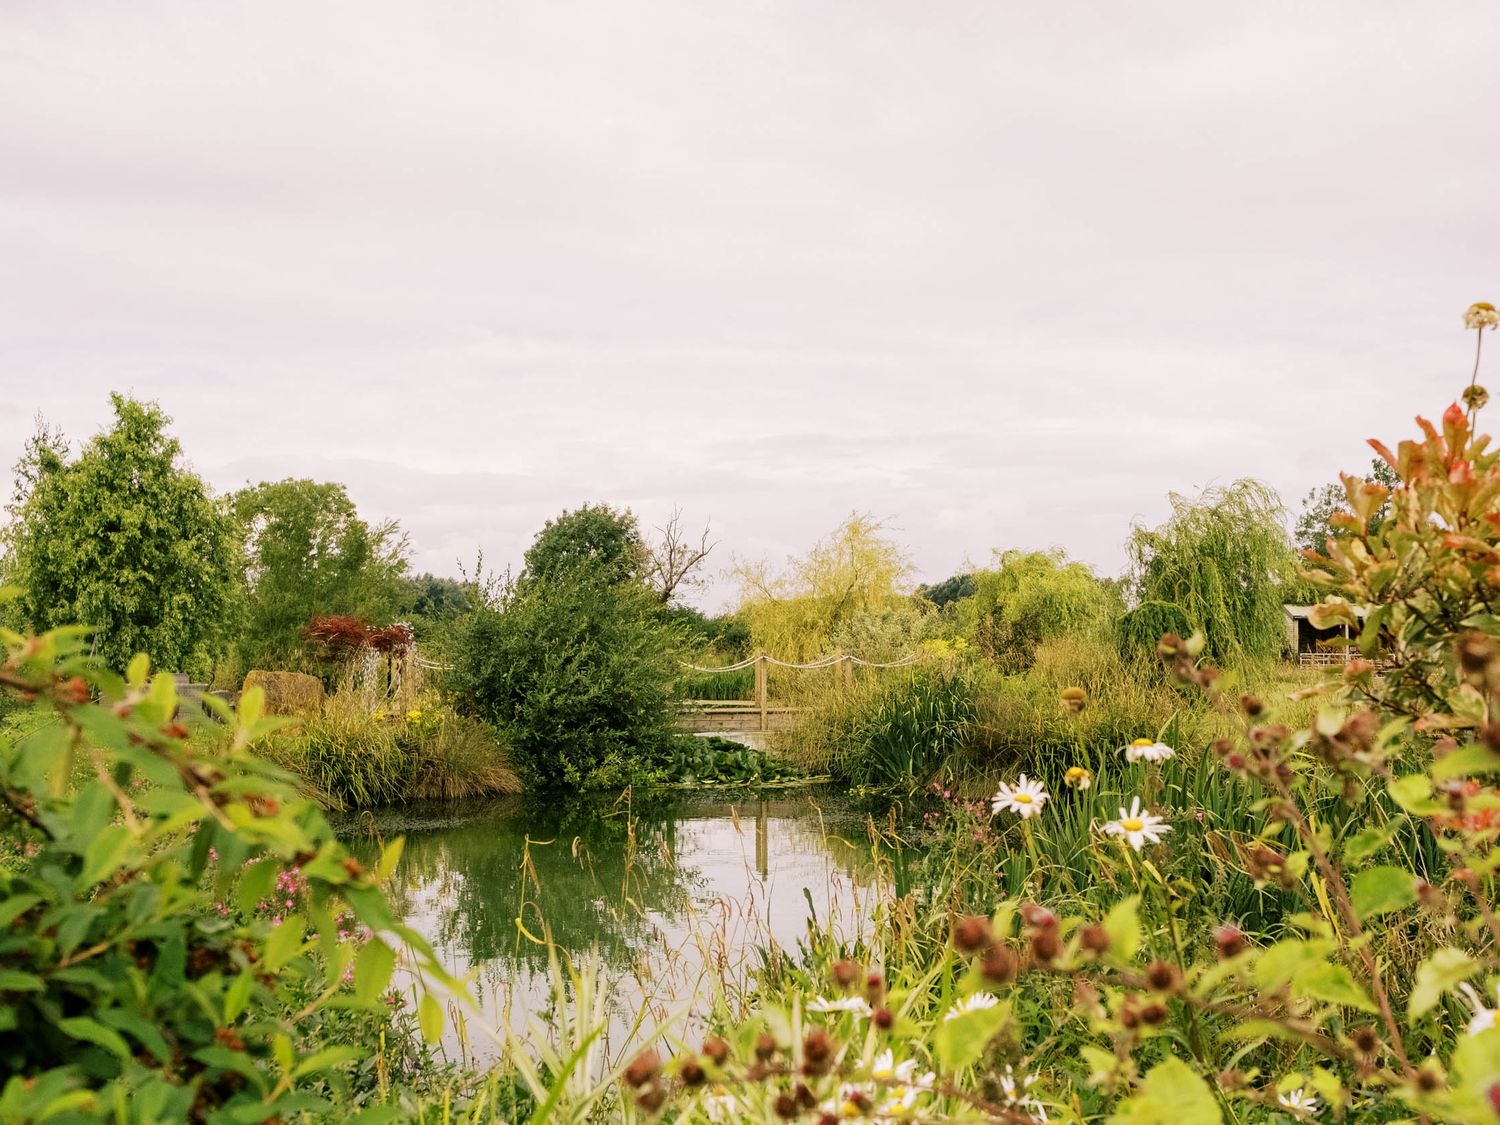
[1126,479,1295,665]
[730,513,914,661]
[957,549,1121,671]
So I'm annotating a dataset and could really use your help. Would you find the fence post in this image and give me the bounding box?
[754,653,768,732]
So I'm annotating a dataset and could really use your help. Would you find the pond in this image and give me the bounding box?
[341,787,909,1067]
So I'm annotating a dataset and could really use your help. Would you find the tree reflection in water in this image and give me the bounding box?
[342,787,892,1065]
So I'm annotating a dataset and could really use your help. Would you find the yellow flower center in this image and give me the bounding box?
[1131,738,1154,748]
[1121,817,1145,832]
[1014,793,1034,804]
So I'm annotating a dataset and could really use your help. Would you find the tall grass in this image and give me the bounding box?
[263,695,520,810]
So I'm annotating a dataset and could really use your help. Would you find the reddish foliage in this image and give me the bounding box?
[301,616,370,660]
[367,623,415,654]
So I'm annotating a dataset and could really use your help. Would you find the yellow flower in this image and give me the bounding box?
[406,708,423,723]
[372,710,387,721]
[1064,766,1092,790]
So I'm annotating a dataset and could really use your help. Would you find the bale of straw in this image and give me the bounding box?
[242,670,324,717]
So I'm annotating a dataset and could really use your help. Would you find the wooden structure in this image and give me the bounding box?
[675,651,915,736]
[1283,604,1373,667]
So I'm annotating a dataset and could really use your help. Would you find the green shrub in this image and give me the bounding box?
[0,624,459,1121]
[447,570,681,789]
[785,660,979,789]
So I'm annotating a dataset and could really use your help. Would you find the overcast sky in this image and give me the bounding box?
[2,2,1496,608]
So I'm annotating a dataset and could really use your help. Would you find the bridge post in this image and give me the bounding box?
[754,653,768,732]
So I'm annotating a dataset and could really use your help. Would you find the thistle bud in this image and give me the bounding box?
[1351,1026,1380,1054]
[678,1056,705,1087]
[831,958,861,990]
[802,1030,833,1074]
[952,915,992,954]
[1239,694,1264,717]
[981,945,1019,984]
[624,1050,661,1088]
[635,1083,666,1113]
[1079,924,1111,956]
[865,970,885,1002]
[754,1033,777,1060]
[1145,961,1181,993]
[873,1007,894,1030]
[1139,1001,1168,1026]
[773,1092,798,1119]
[1213,925,1247,959]
[702,1036,729,1065]
[1030,928,1061,964]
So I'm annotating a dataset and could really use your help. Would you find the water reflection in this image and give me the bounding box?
[342,788,893,1064]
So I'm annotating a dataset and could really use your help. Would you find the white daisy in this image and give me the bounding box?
[999,1067,1048,1121]
[1277,1087,1321,1115]
[808,995,874,1017]
[871,1049,918,1083]
[701,1087,740,1122]
[992,775,1049,818]
[1102,797,1172,852]
[942,992,1000,1021]
[1122,737,1174,763]
[1457,981,1500,1036]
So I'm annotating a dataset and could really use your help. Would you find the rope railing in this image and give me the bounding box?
[678,652,922,673]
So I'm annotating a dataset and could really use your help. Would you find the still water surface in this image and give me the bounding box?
[342,787,901,1065]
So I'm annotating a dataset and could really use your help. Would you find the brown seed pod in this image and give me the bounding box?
[951,915,993,954]
[702,1036,730,1065]
[623,1049,661,1088]
[981,945,1019,984]
[1078,924,1111,956]
[1145,961,1181,993]
[831,958,861,989]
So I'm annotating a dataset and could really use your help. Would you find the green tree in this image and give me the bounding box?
[522,503,646,588]
[956,549,1120,671]
[1294,457,1400,554]
[1127,479,1295,665]
[231,479,408,671]
[730,513,915,661]
[447,570,681,790]
[2,395,238,675]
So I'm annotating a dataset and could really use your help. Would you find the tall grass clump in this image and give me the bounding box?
[781,659,978,788]
[263,695,520,809]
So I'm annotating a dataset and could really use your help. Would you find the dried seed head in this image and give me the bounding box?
[1239,694,1264,717]
[679,1057,705,1087]
[873,1007,894,1030]
[1079,924,1111,956]
[1213,925,1248,959]
[1021,903,1057,930]
[1351,1026,1380,1054]
[980,945,1019,984]
[831,958,861,990]
[702,1036,729,1065]
[802,1030,833,1074]
[795,1083,817,1109]
[1139,1001,1168,1026]
[865,970,885,1001]
[1145,961,1181,993]
[754,1033,778,1060]
[624,1050,661,1088]
[773,1092,798,1119]
[952,915,993,954]
[1030,928,1061,964]
[635,1084,667,1113]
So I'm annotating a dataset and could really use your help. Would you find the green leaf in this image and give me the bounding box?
[293,1045,363,1079]
[1343,827,1389,864]
[238,687,265,734]
[126,654,150,689]
[264,916,306,972]
[1408,948,1479,1022]
[1388,774,1441,815]
[80,825,134,886]
[235,858,277,917]
[418,993,443,1044]
[1431,743,1500,782]
[354,938,396,1004]
[1102,895,1141,961]
[224,970,255,1023]
[1108,1056,1220,1124]
[0,970,44,992]
[1254,938,1336,992]
[375,837,405,884]
[932,998,1010,1072]
[57,1016,132,1061]
[1295,962,1377,1013]
[1350,866,1417,920]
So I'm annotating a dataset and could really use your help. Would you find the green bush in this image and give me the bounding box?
[0,624,459,1121]
[447,571,681,789]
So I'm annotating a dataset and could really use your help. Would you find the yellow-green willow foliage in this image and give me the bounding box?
[955,549,1122,672]
[729,513,915,662]
[1127,479,1296,666]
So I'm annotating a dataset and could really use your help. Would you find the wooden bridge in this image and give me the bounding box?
[675,651,918,744]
